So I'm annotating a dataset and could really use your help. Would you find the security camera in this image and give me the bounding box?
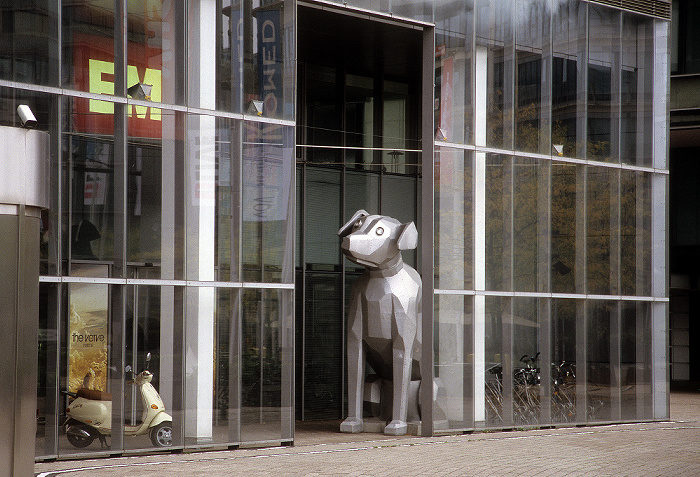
[17,104,37,129]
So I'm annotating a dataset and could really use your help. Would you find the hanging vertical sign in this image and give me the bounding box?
[242,2,288,223]
[68,272,109,393]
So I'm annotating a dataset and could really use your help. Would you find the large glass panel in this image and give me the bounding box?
[485,154,512,291]
[127,109,186,279]
[483,296,509,427]
[345,74,375,169]
[0,3,57,84]
[476,0,513,150]
[587,166,618,295]
[123,282,179,451]
[63,1,115,92]
[36,282,60,458]
[214,287,241,444]
[515,0,549,154]
[552,0,585,158]
[551,298,578,424]
[242,121,294,283]
[512,297,539,426]
[181,287,243,446]
[620,170,652,297]
[241,288,293,443]
[182,285,217,446]
[127,1,184,105]
[344,170,379,272]
[381,174,418,267]
[305,168,340,268]
[682,0,700,74]
[218,0,244,112]
[435,294,473,430]
[551,161,579,293]
[303,273,342,419]
[185,112,217,283]
[587,5,619,162]
[215,117,241,281]
[435,0,474,145]
[60,264,109,456]
[382,80,414,174]
[435,147,474,290]
[621,13,654,167]
[244,0,294,120]
[64,97,116,274]
[586,300,615,422]
[513,157,543,292]
[299,65,342,164]
[620,301,652,421]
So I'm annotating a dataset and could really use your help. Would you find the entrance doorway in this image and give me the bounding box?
[295,4,426,421]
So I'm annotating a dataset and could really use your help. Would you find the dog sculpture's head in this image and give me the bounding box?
[337,210,418,269]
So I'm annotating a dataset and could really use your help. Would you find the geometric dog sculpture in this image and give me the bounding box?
[338,209,422,436]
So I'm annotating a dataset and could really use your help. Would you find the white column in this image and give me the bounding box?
[473,46,488,424]
[651,18,669,420]
[185,0,217,442]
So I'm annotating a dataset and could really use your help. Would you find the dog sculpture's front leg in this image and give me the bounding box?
[340,291,364,433]
[384,298,416,436]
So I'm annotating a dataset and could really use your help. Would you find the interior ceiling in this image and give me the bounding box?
[297,5,423,82]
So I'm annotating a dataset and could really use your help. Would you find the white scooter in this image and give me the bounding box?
[64,353,173,448]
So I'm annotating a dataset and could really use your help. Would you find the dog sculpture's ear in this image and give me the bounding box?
[338,209,370,237]
[397,222,418,250]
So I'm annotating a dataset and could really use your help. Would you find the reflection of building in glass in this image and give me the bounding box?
[670,0,700,391]
[0,0,670,460]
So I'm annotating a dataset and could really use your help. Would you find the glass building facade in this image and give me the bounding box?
[0,0,669,459]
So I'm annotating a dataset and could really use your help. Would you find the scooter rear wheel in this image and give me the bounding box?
[66,423,96,448]
[150,421,173,447]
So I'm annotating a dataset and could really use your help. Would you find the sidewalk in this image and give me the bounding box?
[35,391,700,476]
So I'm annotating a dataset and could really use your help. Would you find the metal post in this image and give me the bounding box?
[420,25,435,437]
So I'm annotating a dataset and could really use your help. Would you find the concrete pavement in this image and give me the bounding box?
[35,392,700,476]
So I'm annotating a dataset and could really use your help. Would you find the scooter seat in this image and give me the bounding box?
[77,388,113,401]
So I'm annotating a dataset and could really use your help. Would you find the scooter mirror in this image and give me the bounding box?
[125,364,132,374]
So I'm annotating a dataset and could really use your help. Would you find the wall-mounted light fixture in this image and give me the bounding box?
[247,99,264,116]
[128,83,153,101]
[17,105,37,129]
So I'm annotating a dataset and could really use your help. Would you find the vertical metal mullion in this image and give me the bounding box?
[340,68,348,421]
[503,0,515,151]
[576,299,587,422]
[538,298,551,423]
[576,163,587,422]
[43,78,63,458]
[229,120,243,444]
[538,158,552,424]
[612,12,622,163]
[502,297,514,426]
[577,1,588,160]
[419,25,435,437]
[540,0,553,156]
[109,0,128,452]
[610,301,622,421]
[300,163,306,421]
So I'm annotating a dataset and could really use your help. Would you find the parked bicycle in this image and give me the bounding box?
[484,353,604,426]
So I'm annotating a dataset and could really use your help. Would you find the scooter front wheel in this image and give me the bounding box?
[150,421,173,447]
[66,423,96,448]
